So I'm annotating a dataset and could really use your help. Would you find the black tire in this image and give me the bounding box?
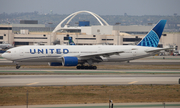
[95,66,97,70]
[77,66,97,70]
[16,66,20,69]
[76,66,80,69]
[93,66,97,70]
[85,66,88,69]
[89,66,93,69]
[80,66,84,69]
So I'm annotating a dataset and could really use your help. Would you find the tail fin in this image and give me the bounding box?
[137,20,166,47]
[68,37,75,45]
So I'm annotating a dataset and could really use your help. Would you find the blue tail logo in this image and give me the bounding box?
[137,20,166,47]
[69,37,75,45]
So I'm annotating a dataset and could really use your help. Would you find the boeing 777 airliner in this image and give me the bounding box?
[2,20,169,69]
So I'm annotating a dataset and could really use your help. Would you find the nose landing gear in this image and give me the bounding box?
[13,61,21,69]
[16,64,21,69]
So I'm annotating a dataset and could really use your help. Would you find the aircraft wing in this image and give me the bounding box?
[145,48,173,53]
[78,50,124,58]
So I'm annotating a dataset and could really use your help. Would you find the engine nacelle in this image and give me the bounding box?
[48,62,62,66]
[62,56,78,66]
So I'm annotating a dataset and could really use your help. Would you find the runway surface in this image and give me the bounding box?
[0,74,180,87]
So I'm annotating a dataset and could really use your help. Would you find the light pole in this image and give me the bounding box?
[8,22,10,44]
[48,22,53,45]
[75,22,79,45]
[115,22,120,45]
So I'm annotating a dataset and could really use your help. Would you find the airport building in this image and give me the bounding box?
[0,11,180,50]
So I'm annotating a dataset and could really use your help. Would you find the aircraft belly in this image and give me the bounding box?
[107,56,133,62]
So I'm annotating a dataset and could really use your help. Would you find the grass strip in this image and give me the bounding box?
[0,85,180,106]
[40,104,180,108]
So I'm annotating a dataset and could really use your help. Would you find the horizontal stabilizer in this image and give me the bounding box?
[145,47,173,53]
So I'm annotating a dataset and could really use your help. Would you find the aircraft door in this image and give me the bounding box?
[20,49,24,56]
[98,46,102,52]
[132,49,137,57]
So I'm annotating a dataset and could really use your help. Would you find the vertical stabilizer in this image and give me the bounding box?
[69,37,75,45]
[137,20,166,47]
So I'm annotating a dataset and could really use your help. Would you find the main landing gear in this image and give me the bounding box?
[77,60,97,70]
[76,65,97,70]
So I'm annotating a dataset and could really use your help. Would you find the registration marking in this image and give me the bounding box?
[27,82,39,85]
[128,81,138,84]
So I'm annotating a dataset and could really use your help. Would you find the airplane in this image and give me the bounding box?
[0,43,13,49]
[2,20,170,69]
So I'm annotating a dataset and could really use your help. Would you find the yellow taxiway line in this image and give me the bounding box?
[27,82,39,85]
[128,81,138,84]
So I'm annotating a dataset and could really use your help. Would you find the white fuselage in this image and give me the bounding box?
[2,45,158,63]
[0,44,13,49]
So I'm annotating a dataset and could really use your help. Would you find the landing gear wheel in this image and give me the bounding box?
[16,65,21,69]
[76,65,97,70]
[80,66,84,69]
[76,66,80,69]
[85,66,89,69]
[92,66,97,70]
[89,66,93,69]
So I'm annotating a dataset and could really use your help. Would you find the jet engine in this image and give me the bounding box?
[62,56,78,66]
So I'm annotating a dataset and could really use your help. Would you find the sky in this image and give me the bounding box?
[0,0,180,15]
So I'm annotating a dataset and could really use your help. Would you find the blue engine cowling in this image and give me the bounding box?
[62,56,78,66]
[48,62,62,66]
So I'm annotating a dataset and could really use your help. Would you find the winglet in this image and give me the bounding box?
[137,20,166,47]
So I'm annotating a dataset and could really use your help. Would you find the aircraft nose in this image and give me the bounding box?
[1,53,8,59]
[1,53,5,58]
